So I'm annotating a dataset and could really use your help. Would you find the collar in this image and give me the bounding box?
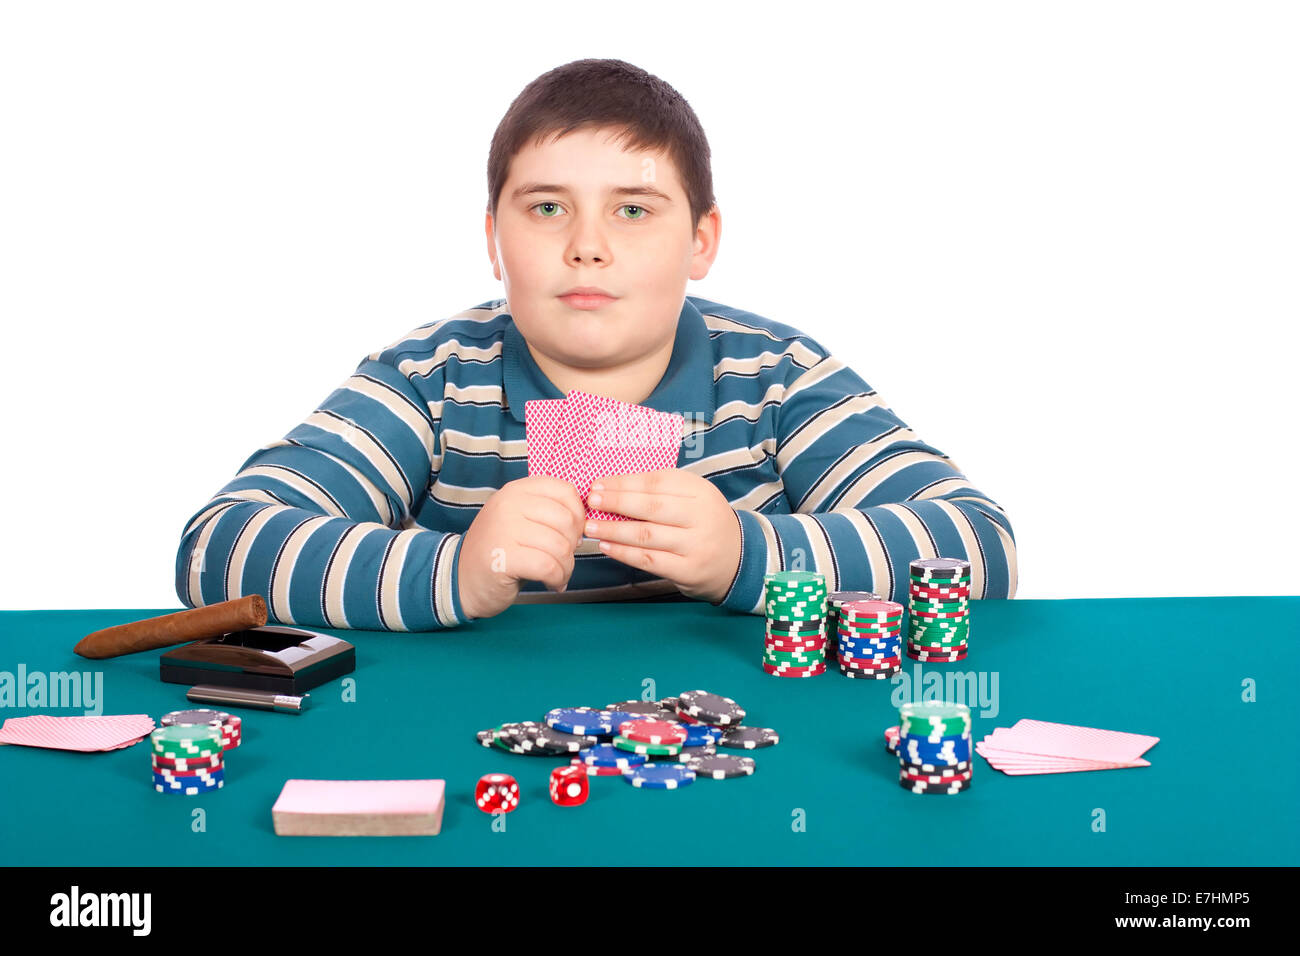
[502,295,716,425]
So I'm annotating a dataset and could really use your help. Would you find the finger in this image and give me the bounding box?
[596,538,683,578]
[586,488,694,528]
[587,517,689,556]
[589,468,693,497]
[527,488,586,542]
[512,543,570,592]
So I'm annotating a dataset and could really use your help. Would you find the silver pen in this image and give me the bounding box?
[187,684,310,713]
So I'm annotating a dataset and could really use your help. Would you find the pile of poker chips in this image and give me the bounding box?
[762,571,829,677]
[826,591,881,661]
[895,701,973,794]
[907,558,972,662]
[474,690,774,793]
[834,599,905,679]
[150,726,225,795]
[150,708,242,795]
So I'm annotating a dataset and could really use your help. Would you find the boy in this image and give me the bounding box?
[174,58,1017,631]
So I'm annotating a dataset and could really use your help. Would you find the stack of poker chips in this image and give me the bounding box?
[826,591,882,661]
[762,571,828,677]
[896,701,973,794]
[907,558,972,662]
[833,599,905,679]
[150,709,242,796]
[150,726,225,795]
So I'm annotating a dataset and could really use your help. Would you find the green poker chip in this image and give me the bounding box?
[611,735,683,756]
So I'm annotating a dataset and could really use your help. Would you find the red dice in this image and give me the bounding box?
[549,764,589,807]
[475,773,519,814]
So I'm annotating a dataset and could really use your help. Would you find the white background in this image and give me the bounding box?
[1,0,1296,609]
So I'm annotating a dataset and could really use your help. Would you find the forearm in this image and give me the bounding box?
[174,498,470,632]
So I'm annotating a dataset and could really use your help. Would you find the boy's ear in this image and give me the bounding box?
[485,212,501,280]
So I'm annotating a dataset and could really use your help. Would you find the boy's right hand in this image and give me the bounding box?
[455,476,587,620]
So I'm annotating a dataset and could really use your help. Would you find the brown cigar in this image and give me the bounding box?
[73,594,268,659]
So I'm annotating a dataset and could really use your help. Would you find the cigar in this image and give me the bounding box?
[73,594,268,660]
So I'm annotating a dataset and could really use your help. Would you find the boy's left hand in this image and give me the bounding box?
[584,470,741,605]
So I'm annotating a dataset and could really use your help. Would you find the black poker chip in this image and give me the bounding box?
[677,690,746,726]
[607,701,676,720]
[496,722,595,755]
[675,744,718,761]
[718,726,779,750]
[684,754,756,779]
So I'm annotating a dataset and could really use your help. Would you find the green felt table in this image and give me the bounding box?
[2,596,1297,866]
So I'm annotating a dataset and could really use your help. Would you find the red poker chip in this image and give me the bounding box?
[839,599,905,617]
[762,661,827,677]
[765,636,829,652]
[909,584,971,594]
[839,615,904,629]
[840,658,902,671]
[906,651,968,662]
[617,719,687,745]
[910,610,969,621]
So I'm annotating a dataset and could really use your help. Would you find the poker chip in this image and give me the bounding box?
[160,709,241,751]
[900,776,972,795]
[579,743,647,768]
[885,726,900,754]
[684,754,756,779]
[612,735,683,756]
[150,726,223,758]
[718,726,779,750]
[618,719,688,746]
[840,665,896,679]
[762,661,827,677]
[545,707,621,736]
[677,690,746,726]
[675,744,718,761]
[899,764,972,780]
[150,751,222,771]
[605,701,677,720]
[899,702,972,737]
[155,778,224,795]
[655,697,682,713]
[623,762,696,789]
[496,721,597,755]
[682,722,723,747]
[578,762,629,777]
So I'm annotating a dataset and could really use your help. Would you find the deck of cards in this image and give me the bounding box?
[975,719,1158,774]
[526,389,684,521]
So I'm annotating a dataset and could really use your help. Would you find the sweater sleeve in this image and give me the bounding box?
[173,351,471,632]
[714,345,1018,614]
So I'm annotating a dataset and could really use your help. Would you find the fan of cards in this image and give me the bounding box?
[525,389,684,521]
[975,719,1159,774]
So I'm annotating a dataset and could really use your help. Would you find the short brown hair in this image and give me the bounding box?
[487,58,716,231]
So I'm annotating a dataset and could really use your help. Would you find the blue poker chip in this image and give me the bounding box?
[579,744,647,768]
[682,722,723,747]
[152,770,224,793]
[899,741,973,764]
[544,707,624,736]
[623,762,696,789]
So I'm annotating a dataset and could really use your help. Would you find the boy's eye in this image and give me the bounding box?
[529,202,650,220]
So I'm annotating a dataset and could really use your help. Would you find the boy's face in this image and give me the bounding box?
[486,125,719,375]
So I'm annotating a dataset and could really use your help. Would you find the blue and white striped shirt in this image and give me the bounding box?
[174,295,1017,630]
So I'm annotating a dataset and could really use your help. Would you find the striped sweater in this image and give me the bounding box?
[174,295,1017,630]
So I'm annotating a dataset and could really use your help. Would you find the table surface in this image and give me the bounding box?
[2,596,1297,866]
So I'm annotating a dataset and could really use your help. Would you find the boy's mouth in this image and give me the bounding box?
[558,287,618,310]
